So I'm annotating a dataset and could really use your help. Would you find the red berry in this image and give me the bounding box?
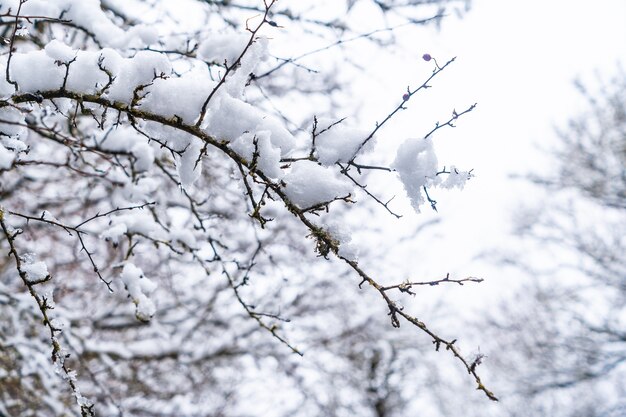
[422,53,432,61]
[402,93,410,101]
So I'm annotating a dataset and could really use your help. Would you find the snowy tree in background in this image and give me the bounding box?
[464,71,626,417]
[0,0,493,415]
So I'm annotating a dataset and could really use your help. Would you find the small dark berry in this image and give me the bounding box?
[402,93,410,101]
[422,53,432,61]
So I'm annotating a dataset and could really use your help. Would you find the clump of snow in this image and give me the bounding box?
[120,263,157,322]
[1,137,28,153]
[0,144,14,170]
[132,25,159,46]
[140,68,215,124]
[12,43,112,94]
[229,131,283,179]
[100,223,127,245]
[197,32,251,64]
[206,95,295,156]
[393,139,471,212]
[130,142,155,173]
[0,63,14,99]
[439,165,473,189]
[176,138,203,190]
[44,40,75,63]
[100,211,161,245]
[11,50,64,92]
[392,138,439,212]
[256,115,296,157]
[122,177,161,203]
[105,50,172,104]
[96,126,155,172]
[15,27,29,37]
[41,210,60,223]
[0,106,29,170]
[66,51,110,94]
[22,261,49,283]
[0,107,27,139]
[314,118,370,165]
[282,161,353,209]
[224,36,268,98]
[321,219,359,261]
[10,29,163,94]
[3,0,158,48]
[168,228,197,250]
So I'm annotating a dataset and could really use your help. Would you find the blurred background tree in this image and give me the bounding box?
[458,70,626,417]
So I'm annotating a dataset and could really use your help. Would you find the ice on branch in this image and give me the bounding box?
[314,118,372,165]
[283,161,353,209]
[120,263,157,322]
